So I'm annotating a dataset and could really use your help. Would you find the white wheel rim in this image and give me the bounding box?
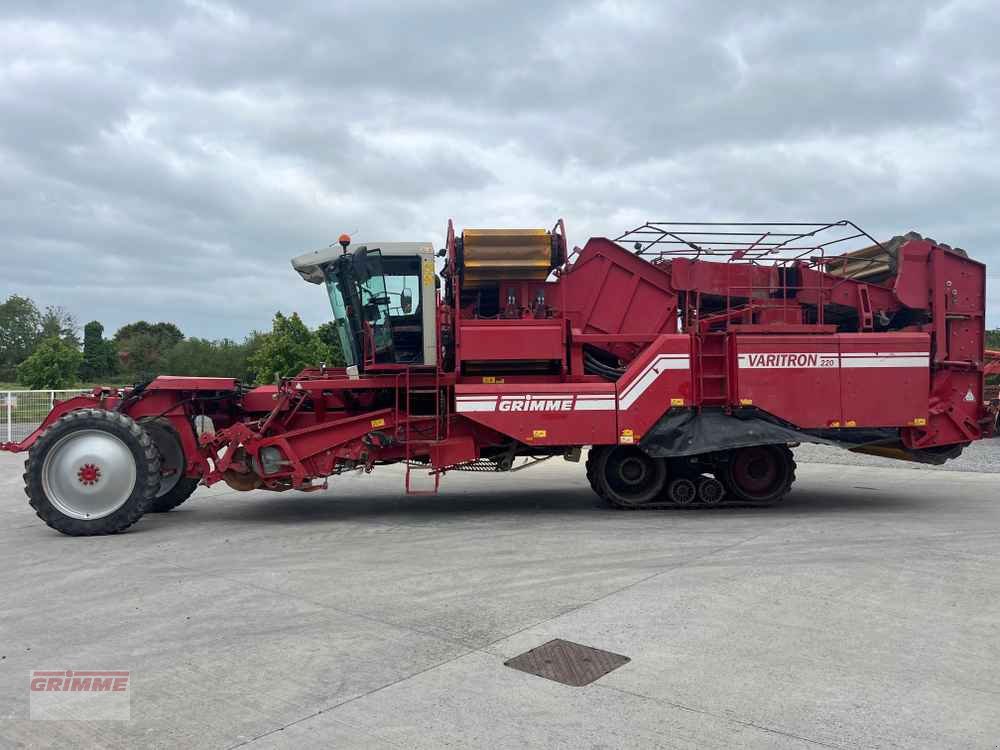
[41,430,137,520]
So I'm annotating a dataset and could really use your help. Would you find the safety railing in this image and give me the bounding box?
[615,220,895,332]
[1,389,95,445]
[615,220,884,263]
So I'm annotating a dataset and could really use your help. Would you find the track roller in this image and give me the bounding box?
[697,476,725,506]
[666,477,697,506]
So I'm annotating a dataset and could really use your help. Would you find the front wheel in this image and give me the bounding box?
[23,409,161,536]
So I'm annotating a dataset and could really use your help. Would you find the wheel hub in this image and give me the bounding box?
[41,430,137,520]
[618,457,647,485]
[733,448,778,493]
[601,447,666,506]
[77,464,102,485]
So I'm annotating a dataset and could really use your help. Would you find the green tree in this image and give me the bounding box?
[161,337,256,380]
[113,321,185,378]
[39,305,80,348]
[314,321,345,366]
[113,321,184,346]
[0,295,42,381]
[80,321,118,380]
[16,338,84,389]
[247,312,335,383]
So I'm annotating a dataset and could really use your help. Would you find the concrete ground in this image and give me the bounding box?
[1,447,999,750]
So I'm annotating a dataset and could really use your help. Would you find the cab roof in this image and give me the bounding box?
[291,242,433,284]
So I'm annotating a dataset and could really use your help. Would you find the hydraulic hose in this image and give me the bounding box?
[583,347,625,381]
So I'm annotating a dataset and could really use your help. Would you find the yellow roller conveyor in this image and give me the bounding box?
[462,228,553,286]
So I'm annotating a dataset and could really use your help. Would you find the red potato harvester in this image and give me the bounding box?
[4,220,991,535]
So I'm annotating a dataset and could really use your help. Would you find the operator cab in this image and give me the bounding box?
[291,241,437,372]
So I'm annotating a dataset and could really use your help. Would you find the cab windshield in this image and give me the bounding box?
[324,272,358,368]
[323,250,423,369]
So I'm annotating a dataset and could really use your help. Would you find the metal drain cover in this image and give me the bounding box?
[504,639,630,686]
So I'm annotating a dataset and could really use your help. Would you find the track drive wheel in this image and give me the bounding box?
[140,418,200,512]
[23,409,161,536]
[587,446,667,508]
[719,445,796,506]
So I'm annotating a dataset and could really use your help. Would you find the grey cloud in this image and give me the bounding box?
[0,0,997,340]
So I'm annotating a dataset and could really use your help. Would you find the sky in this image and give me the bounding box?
[1,0,997,339]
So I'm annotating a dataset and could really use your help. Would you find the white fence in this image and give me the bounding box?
[1,389,94,444]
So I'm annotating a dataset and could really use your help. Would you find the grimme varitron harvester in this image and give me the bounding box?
[3,220,991,535]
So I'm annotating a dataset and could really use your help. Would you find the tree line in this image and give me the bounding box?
[0,295,343,389]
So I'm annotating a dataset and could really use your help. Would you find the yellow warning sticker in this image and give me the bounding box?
[739,398,753,406]
[370,418,385,428]
[909,417,927,426]
[422,258,435,284]
[532,429,547,439]
[481,376,505,384]
[620,428,635,444]
[670,398,685,407]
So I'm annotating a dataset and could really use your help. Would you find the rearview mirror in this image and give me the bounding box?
[400,287,413,315]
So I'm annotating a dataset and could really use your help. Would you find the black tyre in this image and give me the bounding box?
[587,445,667,508]
[719,445,796,505]
[23,409,161,536]
[149,476,200,513]
[140,418,200,512]
[585,447,603,495]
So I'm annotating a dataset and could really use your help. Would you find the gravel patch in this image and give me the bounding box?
[794,436,1000,473]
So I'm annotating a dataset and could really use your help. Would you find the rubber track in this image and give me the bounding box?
[586,447,796,510]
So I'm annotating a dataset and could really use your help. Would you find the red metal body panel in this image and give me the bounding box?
[241,385,279,412]
[453,333,693,447]
[560,238,678,361]
[458,320,565,362]
[734,333,933,428]
[906,367,984,449]
[615,335,692,441]
[455,382,617,446]
[735,335,842,427]
[839,333,930,428]
[146,376,238,391]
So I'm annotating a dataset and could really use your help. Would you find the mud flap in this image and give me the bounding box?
[639,409,828,458]
[640,408,963,466]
